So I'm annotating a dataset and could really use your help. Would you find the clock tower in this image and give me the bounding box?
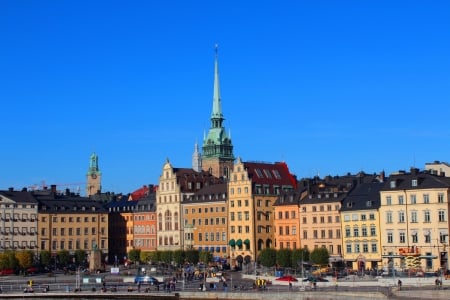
[86,152,102,197]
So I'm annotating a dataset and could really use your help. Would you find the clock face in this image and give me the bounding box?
[91,174,97,179]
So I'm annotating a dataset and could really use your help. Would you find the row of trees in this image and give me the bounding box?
[126,247,330,270]
[0,249,89,271]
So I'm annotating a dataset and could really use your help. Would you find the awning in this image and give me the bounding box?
[229,239,236,247]
[244,239,250,245]
[236,239,243,246]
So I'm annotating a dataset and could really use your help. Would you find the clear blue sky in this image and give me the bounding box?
[1,1,449,195]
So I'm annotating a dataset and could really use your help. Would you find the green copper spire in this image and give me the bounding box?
[202,45,234,161]
[211,44,223,125]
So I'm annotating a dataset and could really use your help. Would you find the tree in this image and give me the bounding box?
[199,251,213,264]
[40,250,51,267]
[185,249,199,264]
[258,248,277,268]
[16,250,34,269]
[291,248,310,269]
[160,250,173,264]
[57,250,70,266]
[147,250,161,264]
[140,251,153,264]
[74,250,87,266]
[128,249,141,264]
[310,247,329,266]
[1,250,19,269]
[276,248,292,268]
[172,250,185,267]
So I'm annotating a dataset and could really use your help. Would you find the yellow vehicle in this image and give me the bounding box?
[311,265,330,276]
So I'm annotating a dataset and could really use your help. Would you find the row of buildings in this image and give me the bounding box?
[1,48,449,274]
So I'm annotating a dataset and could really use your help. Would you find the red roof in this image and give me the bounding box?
[244,161,297,189]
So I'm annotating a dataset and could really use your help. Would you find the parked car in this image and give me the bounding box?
[0,268,16,275]
[134,275,161,285]
[26,266,39,274]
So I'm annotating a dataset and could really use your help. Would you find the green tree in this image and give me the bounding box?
[172,250,185,266]
[3,250,19,269]
[258,248,277,268]
[128,249,141,264]
[57,250,70,266]
[199,251,212,264]
[276,248,292,268]
[74,250,87,266]
[185,249,199,264]
[147,251,161,264]
[310,247,329,266]
[140,251,153,264]
[291,248,310,269]
[160,250,173,264]
[40,250,51,266]
[16,250,34,269]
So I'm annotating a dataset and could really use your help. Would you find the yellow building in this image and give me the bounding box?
[36,188,109,258]
[182,183,228,260]
[228,158,296,267]
[340,182,384,272]
[379,168,450,273]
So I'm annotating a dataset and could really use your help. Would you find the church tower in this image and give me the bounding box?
[86,152,102,196]
[192,142,202,172]
[201,45,234,178]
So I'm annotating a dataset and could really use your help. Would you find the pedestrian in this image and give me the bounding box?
[223,281,228,292]
[289,281,292,290]
[397,279,402,291]
[137,281,141,292]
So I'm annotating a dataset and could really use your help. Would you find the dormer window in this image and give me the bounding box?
[390,180,396,188]
[412,179,417,187]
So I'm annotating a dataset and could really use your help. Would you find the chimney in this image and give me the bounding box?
[410,167,419,175]
[21,187,27,192]
[51,184,57,194]
[379,171,385,182]
[8,187,14,192]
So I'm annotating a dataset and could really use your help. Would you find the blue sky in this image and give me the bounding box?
[1,1,449,195]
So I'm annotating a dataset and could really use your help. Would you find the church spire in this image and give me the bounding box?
[192,142,202,172]
[211,44,223,128]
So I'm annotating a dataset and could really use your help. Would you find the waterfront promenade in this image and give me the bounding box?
[0,274,448,300]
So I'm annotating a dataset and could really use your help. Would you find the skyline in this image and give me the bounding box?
[1,1,450,195]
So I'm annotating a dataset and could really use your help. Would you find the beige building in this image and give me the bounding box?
[86,153,102,197]
[156,160,222,251]
[379,168,450,273]
[0,189,38,253]
[228,158,296,267]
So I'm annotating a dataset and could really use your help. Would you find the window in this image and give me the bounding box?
[312,217,317,224]
[302,217,307,224]
[412,179,417,187]
[361,214,366,221]
[410,194,416,204]
[352,214,358,221]
[278,212,283,219]
[291,211,296,219]
[362,226,367,237]
[371,243,377,253]
[335,216,340,223]
[363,243,369,253]
[387,232,393,243]
[353,227,359,237]
[303,230,307,239]
[411,211,418,223]
[439,210,446,222]
[399,232,406,243]
[354,244,360,253]
[425,232,431,243]
[328,229,333,239]
[398,211,405,223]
[279,226,283,235]
[321,230,325,238]
[336,229,341,238]
[292,226,297,235]
[344,215,350,222]
[312,206,317,212]
[286,226,290,235]
[320,216,325,223]
[345,228,351,237]
[244,211,249,221]
[237,200,242,207]
[386,196,392,205]
[412,233,418,243]
[237,212,242,221]
[438,193,445,203]
[346,244,352,253]
[423,194,430,204]
[424,210,431,223]
[386,212,393,223]
[370,226,376,236]
[198,233,202,242]
[230,201,234,207]
[398,195,404,205]
[313,230,318,239]
[369,214,375,220]
[285,211,289,219]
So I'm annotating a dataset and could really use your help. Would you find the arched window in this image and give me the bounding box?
[165,210,172,231]
[158,213,163,231]
[174,212,179,230]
